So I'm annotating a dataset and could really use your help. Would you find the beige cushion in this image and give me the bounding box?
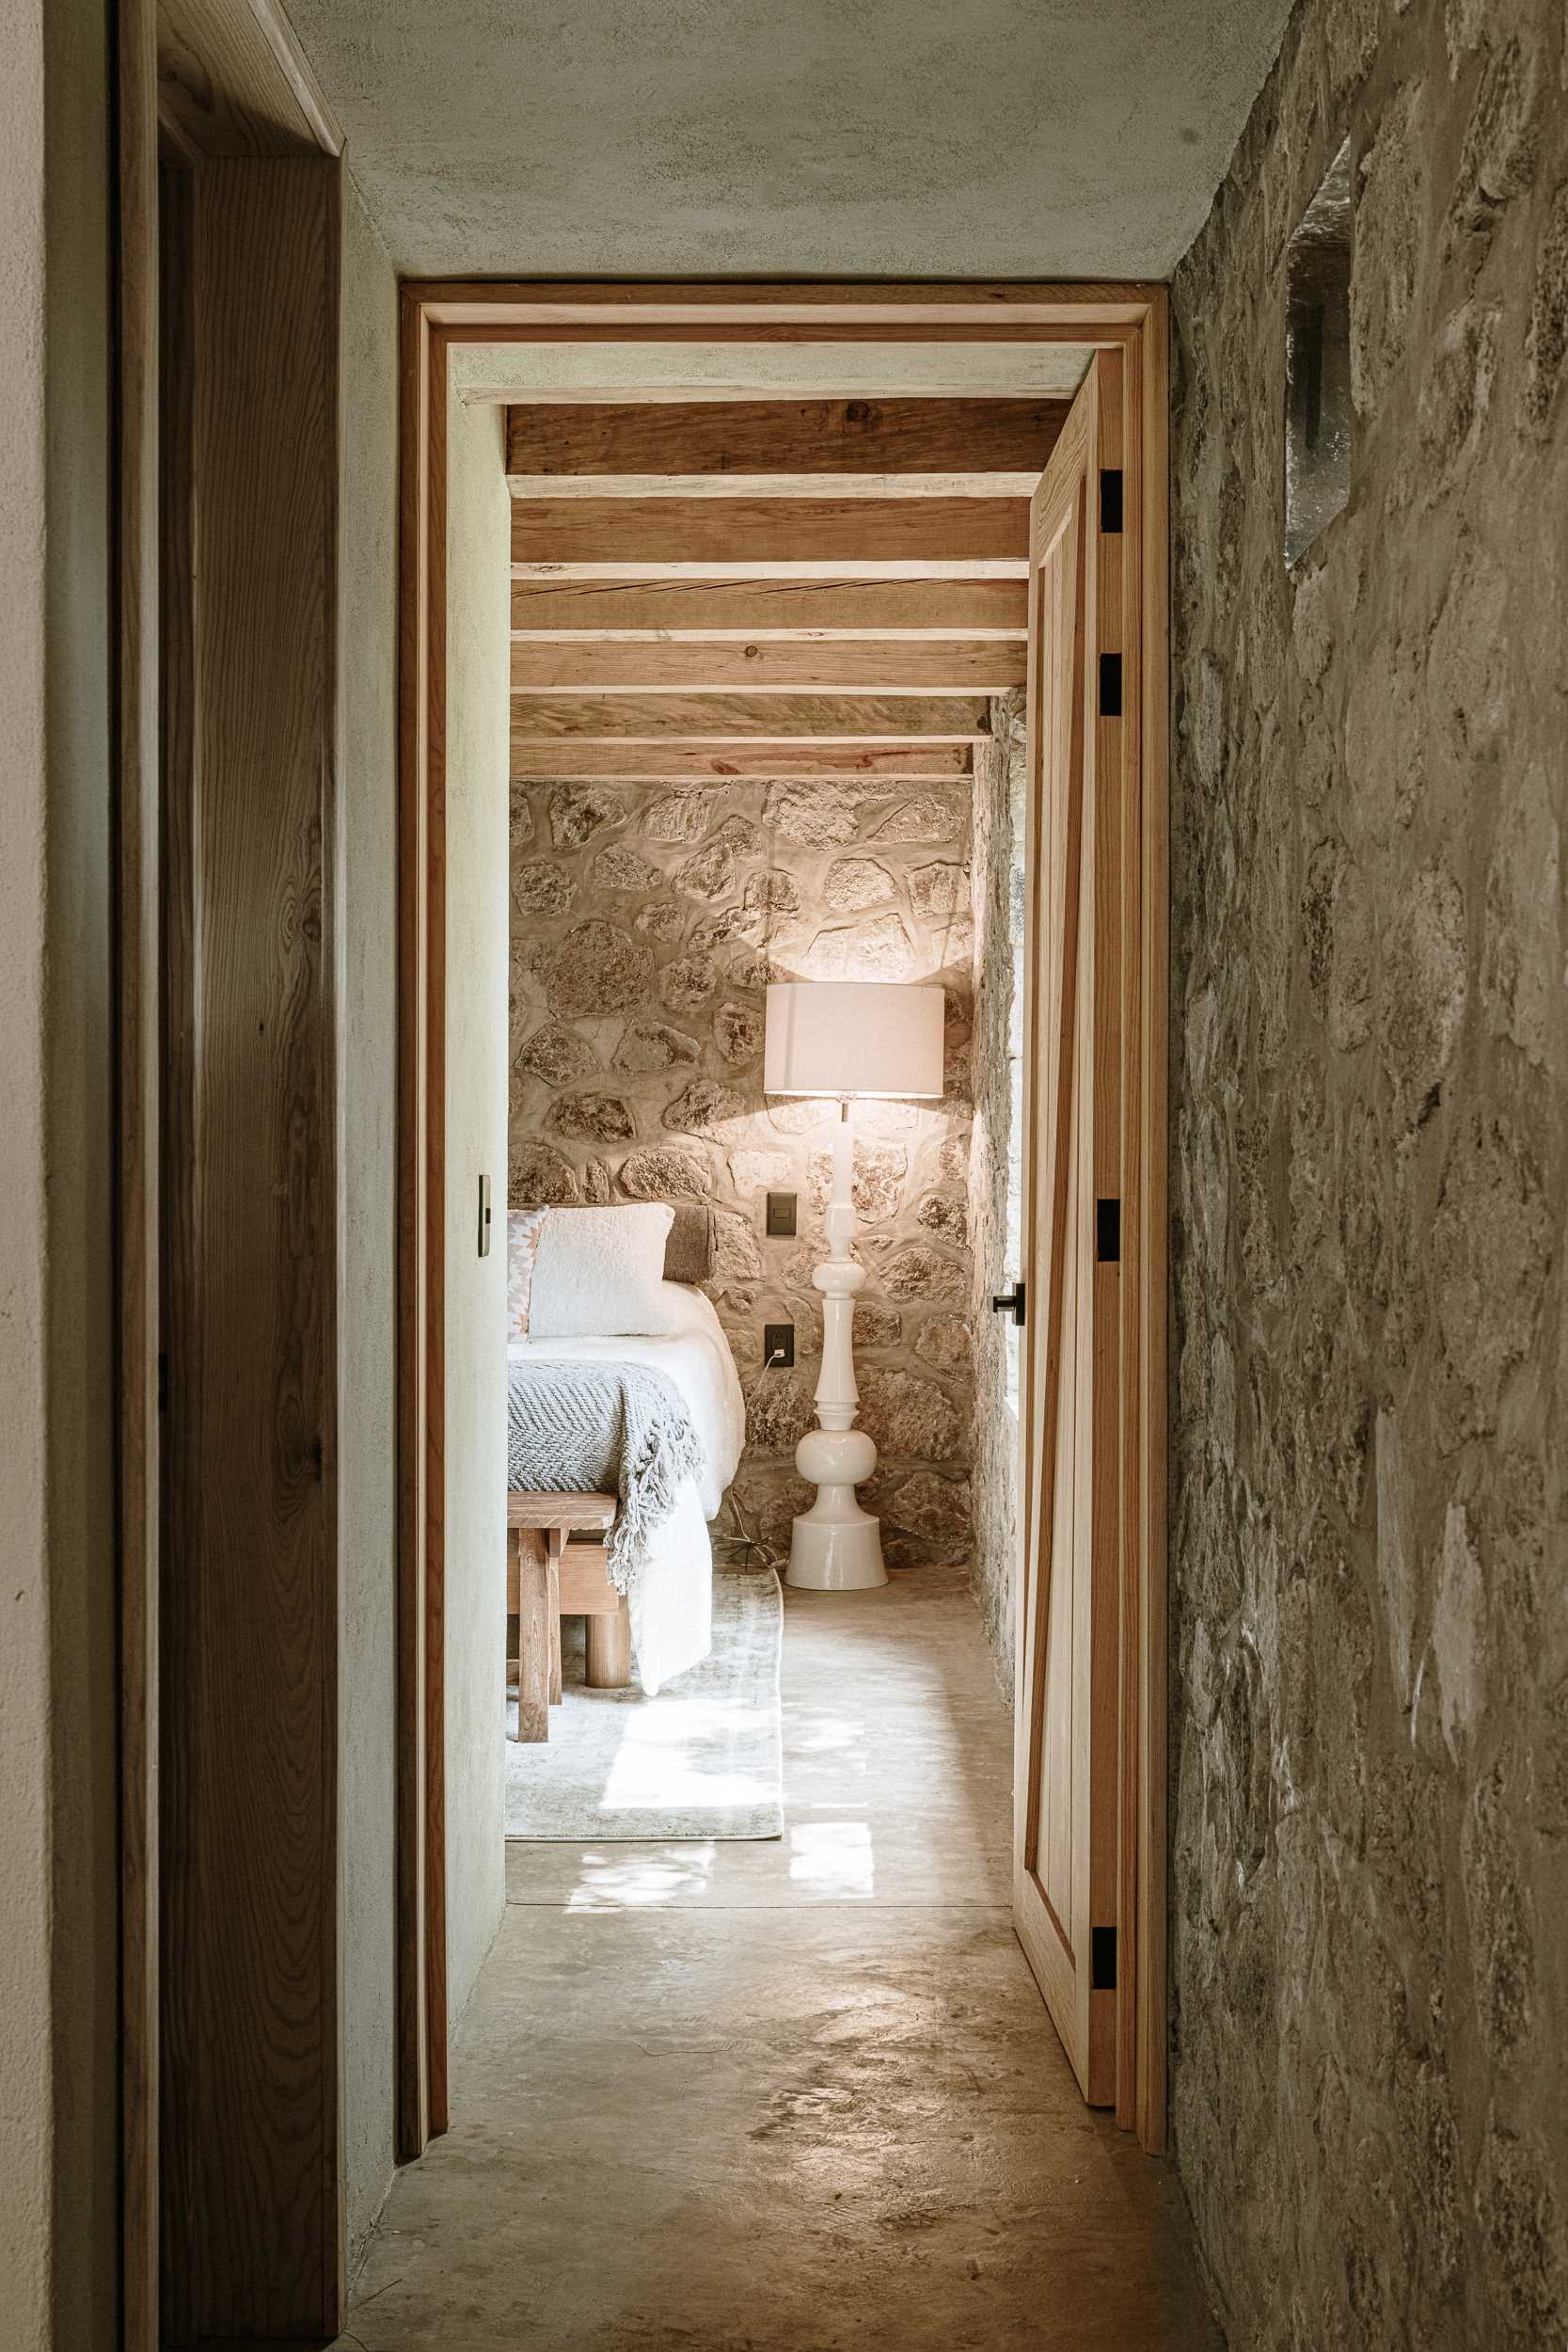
[515,1200,715,1285]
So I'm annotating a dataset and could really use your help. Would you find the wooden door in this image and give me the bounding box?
[158,151,346,2343]
[1015,356,1124,2108]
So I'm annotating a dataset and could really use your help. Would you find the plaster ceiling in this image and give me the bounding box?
[287,0,1291,283]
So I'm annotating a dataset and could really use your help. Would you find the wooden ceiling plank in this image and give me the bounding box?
[504,396,1067,487]
[511,495,1028,571]
[509,695,990,742]
[509,639,1024,693]
[509,578,1028,637]
[508,743,971,781]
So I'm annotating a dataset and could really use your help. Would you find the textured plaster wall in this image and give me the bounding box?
[0,1,117,2341]
[339,176,400,2276]
[285,0,1295,283]
[968,692,1026,1693]
[445,398,511,2024]
[1169,0,1568,2342]
[507,774,979,1571]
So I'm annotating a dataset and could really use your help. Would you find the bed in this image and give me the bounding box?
[505,1204,746,1723]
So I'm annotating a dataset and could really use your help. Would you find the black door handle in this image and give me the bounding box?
[990,1280,1026,1327]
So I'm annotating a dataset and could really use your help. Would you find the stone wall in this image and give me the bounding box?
[968,692,1026,1692]
[508,774,979,1570]
[1169,0,1568,2343]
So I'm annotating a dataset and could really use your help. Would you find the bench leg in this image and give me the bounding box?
[546,1528,563,1706]
[513,1529,550,1742]
[585,1599,632,1691]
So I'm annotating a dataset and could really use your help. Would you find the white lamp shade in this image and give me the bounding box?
[764,981,945,1100]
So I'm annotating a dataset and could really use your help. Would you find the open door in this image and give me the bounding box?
[1014,355,1125,2109]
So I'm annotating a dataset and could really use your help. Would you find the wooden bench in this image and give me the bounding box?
[506,1491,626,1742]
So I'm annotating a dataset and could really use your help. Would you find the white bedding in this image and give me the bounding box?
[507,1282,745,1693]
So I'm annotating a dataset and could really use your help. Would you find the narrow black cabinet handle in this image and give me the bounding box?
[990,1281,1026,1327]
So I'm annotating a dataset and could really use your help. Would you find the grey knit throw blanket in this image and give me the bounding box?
[506,1357,708,1597]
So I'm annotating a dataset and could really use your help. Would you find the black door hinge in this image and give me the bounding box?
[1096,1200,1121,1263]
[1100,469,1124,533]
[1092,1925,1117,1990]
[990,1279,1026,1327]
[1098,653,1123,717]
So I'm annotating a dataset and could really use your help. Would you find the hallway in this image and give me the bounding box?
[342,1573,1217,2351]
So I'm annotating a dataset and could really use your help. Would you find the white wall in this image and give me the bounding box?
[0,0,117,2341]
[443,393,511,2025]
[338,173,401,2276]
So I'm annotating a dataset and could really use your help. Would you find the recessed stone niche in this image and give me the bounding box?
[1284,136,1353,566]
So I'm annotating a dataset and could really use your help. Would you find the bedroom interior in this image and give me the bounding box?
[497,399,1036,1840]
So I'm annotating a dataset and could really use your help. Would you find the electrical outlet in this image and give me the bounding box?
[763,1322,795,1369]
[765,1190,798,1237]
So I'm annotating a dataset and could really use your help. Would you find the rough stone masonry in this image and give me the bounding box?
[1169,0,1568,2342]
[506,769,991,1576]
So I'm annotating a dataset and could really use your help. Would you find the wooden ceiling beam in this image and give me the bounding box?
[509,694,990,742]
[508,743,972,782]
[509,578,1029,637]
[509,639,1024,694]
[504,396,1067,494]
[510,495,1028,577]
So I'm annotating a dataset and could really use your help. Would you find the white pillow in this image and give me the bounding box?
[527,1203,678,1339]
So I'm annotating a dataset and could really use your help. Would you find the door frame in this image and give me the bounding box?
[115,4,345,2344]
[394,279,1170,2158]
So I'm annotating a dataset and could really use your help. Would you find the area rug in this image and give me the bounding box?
[505,1568,784,1841]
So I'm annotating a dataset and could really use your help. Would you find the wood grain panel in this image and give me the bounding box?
[507,693,990,741]
[420,278,1156,330]
[507,741,972,782]
[508,640,1025,692]
[504,396,1067,485]
[511,496,1029,573]
[423,321,451,2139]
[1012,360,1119,2114]
[160,153,342,2343]
[157,149,198,2352]
[157,0,342,156]
[1134,293,1171,2158]
[510,577,1029,637]
[119,6,162,2344]
[395,285,432,2164]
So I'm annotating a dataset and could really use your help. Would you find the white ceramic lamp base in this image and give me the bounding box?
[787,1423,885,1589]
[785,1111,887,1592]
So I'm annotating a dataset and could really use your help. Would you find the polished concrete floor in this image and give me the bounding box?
[341,1569,1220,2351]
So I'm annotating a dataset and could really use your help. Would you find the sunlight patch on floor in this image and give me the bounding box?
[787,1819,875,1899]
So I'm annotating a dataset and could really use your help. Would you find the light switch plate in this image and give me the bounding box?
[478,1171,492,1258]
[765,1190,798,1237]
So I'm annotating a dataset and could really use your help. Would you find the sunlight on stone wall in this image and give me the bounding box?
[968,691,1025,1694]
[1170,0,1568,2341]
[508,774,979,1571]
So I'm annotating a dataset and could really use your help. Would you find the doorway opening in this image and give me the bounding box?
[394,284,1171,2194]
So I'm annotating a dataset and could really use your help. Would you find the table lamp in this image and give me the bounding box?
[763,980,946,1589]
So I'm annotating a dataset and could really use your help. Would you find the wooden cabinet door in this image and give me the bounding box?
[1014,355,1123,2108]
